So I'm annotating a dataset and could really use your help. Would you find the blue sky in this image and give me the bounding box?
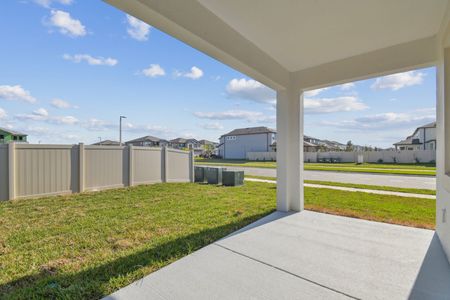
[0,0,436,148]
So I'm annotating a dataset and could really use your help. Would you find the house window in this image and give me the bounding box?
[226,136,236,141]
[0,134,4,140]
[13,136,17,141]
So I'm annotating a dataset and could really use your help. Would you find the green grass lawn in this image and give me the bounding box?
[0,182,435,299]
[245,175,436,195]
[195,158,436,176]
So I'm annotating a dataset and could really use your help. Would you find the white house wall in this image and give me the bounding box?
[222,133,274,159]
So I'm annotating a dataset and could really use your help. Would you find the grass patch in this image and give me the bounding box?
[195,159,436,176]
[245,175,436,195]
[0,182,435,298]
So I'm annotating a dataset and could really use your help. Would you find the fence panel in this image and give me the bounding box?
[133,147,163,185]
[246,150,436,164]
[0,145,8,201]
[167,149,190,182]
[84,146,127,191]
[14,144,74,198]
[0,144,193,200]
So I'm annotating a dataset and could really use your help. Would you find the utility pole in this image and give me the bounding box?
[119,116,127,146]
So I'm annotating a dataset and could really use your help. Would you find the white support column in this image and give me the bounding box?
[436,46,450,263]
[276,88,304,212]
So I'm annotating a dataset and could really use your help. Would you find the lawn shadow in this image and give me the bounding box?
[0,212,274,299]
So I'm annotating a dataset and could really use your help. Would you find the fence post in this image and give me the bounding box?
[8,143,15,200]
[189,149,194,183]
[129,145,134,187]
[79,143,85,193]
[162,146,168,182]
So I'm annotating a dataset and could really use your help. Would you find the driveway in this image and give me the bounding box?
[203,165,436,190]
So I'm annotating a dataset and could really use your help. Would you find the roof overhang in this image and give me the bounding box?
[105,0,450,90]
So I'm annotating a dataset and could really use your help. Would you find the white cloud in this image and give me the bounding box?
[34,0,73,8]
[0,85,37,103]
[304,87,329,97]
[49,10,86,37]
[142,64,166,77]
[174,66,204,80]
[83,118,172,136]
[34,108,49,117]
[0,108,7,119]
[83,118,114,131]
[321,108,435,131]
[340,83,355,90]
[126,15,150,41]
[63,54,118,66]
[15,108,78,125]
[194,110,275,123]
[199,122,224,130]
[304,96,368,114]
[226,78,275,104]
[51,98,77,109]
[371,71,424,91]
[52,115,78,125]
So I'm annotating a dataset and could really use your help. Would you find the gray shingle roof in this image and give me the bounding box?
[221,126,276,137]
[126,135,166,143]
[92,140,121,146]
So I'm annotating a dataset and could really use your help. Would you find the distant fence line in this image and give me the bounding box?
[247,150,436,164]
[0,144,194,201]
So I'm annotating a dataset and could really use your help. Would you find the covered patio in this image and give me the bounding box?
[106,211,450,299]
[104,0,450,298]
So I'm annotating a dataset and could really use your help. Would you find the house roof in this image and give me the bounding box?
[170,138,198,143]
[0,127,27,136]
[394,121,436,146]
[221,126,276,137]
[126,135,166,143]
[199,139,216,145]
[92,140,121,146]
[419,121,436,129]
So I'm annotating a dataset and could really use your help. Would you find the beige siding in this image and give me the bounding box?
[14,144,73,198]
[167,149,190,182]
[133,147,163,184]
[84,146,127,190]
[0,145,8,201]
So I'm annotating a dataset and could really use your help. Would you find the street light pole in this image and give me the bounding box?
[119,116,127,146]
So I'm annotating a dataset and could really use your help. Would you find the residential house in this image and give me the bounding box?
[0,127,27,144]
[271,141,319,153]
[198,139,218,155]
[169,138,200,150]
[92,140,121,146]
[394,122,436,151]
[126,135,168,147]
[218,127,276,159]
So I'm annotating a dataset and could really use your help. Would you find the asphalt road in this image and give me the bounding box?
[204,165,436,190]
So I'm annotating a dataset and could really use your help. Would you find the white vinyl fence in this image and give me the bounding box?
[247,150,436,164]
[0,144,194,201]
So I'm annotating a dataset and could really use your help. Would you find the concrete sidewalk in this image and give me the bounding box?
[245,178,436,199]
[203,165,437,190]
[105,211,450,300]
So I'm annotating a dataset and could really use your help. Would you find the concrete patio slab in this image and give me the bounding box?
[105,211,450,300]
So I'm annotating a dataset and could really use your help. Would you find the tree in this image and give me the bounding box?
[346,140,354,152]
